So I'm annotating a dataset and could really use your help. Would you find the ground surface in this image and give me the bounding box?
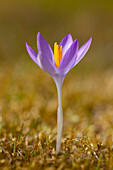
[0,62,113,169]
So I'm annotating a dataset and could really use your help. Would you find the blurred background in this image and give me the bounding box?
[0,0,113,69]
[0,0,113,136]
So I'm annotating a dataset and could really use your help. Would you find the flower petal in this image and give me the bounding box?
[37,52,56,74]
[26,43,38,65]
[37,32,54,63]
[59,40,78,74]
[59,33,73,55]
[74,37,92,66]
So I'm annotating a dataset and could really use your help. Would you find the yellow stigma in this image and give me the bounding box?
[54,42,62,67]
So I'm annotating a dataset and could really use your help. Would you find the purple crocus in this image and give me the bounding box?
[26,33,92,153]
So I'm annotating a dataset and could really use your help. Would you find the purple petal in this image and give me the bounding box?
[59,33,73,55]
[74,37,92,66]
[37,32,54,63]
[26,43,38,65]
[59,40,78,74]
[37,52,56,74]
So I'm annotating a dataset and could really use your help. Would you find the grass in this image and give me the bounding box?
[0,120,113,169]
[0,59,113,169]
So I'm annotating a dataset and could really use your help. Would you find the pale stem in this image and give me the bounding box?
[56,84,63,153]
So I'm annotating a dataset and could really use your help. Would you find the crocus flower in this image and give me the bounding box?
[26,33,92,153]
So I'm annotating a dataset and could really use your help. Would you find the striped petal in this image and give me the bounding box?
[73,37,92,67]
[37,52,56,74]
[37,32,54,63]
[59,40,78,74]
[59,33,73,56]
[26,43,38,65]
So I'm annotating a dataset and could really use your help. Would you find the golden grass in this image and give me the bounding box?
[0,59,113,169]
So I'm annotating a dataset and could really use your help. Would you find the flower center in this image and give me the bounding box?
[54,42,62,67]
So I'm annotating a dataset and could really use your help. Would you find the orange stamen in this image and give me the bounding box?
[54,42,62,67]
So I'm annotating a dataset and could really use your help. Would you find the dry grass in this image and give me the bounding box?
[0,59,113,169]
